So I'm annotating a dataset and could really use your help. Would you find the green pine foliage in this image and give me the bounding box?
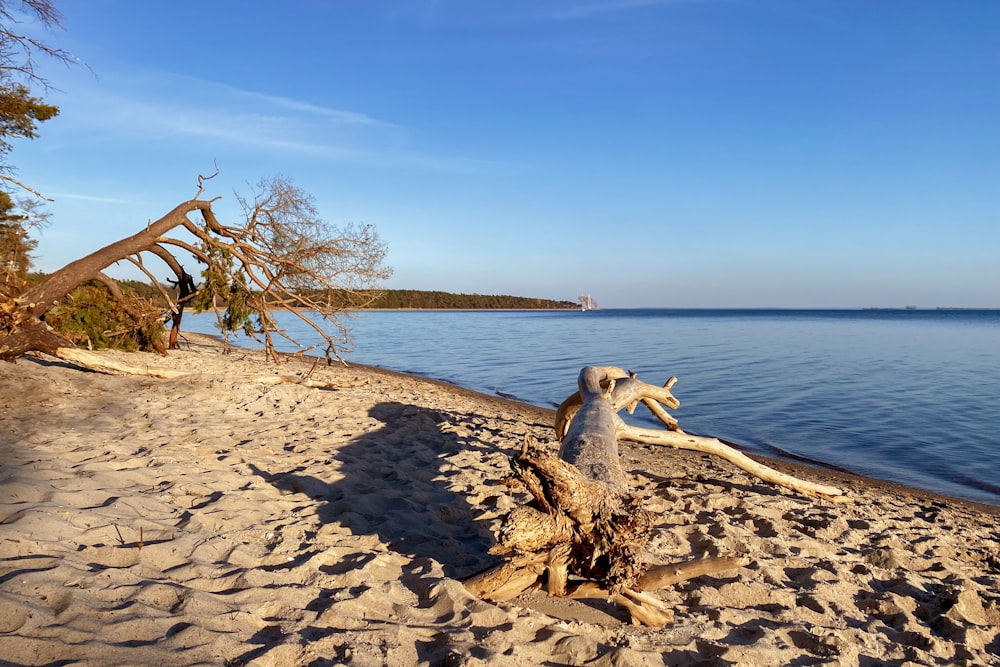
[0,83,58,159]
[43,282,165,352]
[0,191,41,299]
[0,0,65,174]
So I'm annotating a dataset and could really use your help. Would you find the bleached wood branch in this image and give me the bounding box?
[53,348,188,378]
[0,174,54,201]
[618,423,848,502]
[556,366,848,502]
[47,348,369,389]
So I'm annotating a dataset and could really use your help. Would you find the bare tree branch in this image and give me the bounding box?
[0,173,52,200]
[1,175,391,363]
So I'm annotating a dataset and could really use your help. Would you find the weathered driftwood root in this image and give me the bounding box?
[466,437,742,625]
[507,441,652,590]
[465,554,547,602]
[555,367,681,438]
[466,365,848,626]
[466,367,751,626]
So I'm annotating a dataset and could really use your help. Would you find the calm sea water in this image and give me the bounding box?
[185,309,1000,506]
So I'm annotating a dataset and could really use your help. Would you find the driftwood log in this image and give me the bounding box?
[26,347,370,389]
[466,366,848,626]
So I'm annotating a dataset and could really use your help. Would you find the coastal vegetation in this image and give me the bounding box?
[0,0,64,197]
[0,0,64,302]
[0,2,577,363]
[1,173,391,364]
[0,4,386,364]
[10,279,576,355]
[0,3,576,362]
[38,280,166,353]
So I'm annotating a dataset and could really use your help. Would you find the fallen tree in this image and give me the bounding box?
[466,366,848,626]
[0,173,390,365]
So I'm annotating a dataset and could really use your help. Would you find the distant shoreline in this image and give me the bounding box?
[340,306,1000,312]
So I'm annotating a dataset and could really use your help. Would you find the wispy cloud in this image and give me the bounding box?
[207,81,396,129]
[56,70,397,153]
[45,68,500,172]
[49,192,132,205]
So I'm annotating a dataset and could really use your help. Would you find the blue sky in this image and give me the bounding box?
[13,0,1000,308]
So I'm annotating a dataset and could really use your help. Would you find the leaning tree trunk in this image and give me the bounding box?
[0,199,216,361]
[466,366,847,626]
[16,200,213,322]
[144,243,197,350]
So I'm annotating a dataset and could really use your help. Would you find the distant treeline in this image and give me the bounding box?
[27,274,577,311]
[26,274,170,301]
[334,289,577,310]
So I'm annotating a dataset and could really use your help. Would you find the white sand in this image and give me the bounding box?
[1,333,998,666]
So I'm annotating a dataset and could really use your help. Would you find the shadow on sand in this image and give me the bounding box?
[249,400,506,579]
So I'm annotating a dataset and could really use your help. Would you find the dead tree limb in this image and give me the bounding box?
[617,424,847,501]
[556,368,847,502]
[50,348,189,378]
[29,346,372,387]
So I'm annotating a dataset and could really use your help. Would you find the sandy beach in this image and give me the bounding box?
[1,333,998,666]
